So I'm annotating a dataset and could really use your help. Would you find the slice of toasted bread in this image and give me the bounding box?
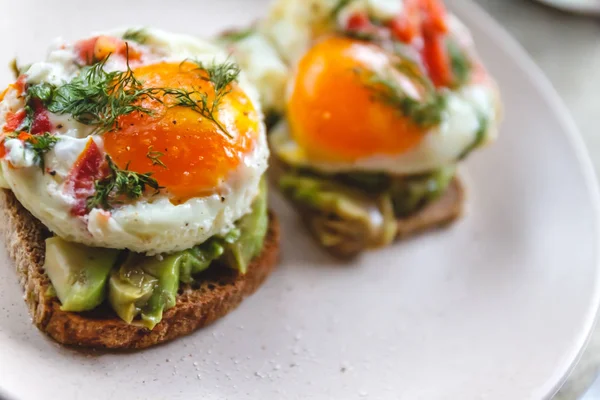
[269,155,464,256]
[0,189,280,350]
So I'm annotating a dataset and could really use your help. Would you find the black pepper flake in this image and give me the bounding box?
[56,124,63,129]
[185,222,189,227]
[49,170,56,176]
[172,120,177,125]
[220,196,225,202]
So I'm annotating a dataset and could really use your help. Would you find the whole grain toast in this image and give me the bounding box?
[0,189,280,350]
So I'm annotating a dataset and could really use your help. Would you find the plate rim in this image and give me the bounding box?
[0,1,599,399]
[454,0,600,397]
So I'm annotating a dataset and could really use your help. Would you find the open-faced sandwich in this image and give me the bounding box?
[0,28,278,349]
[221,0,501,258]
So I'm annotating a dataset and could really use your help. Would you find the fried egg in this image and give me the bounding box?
[253,0,501,174]
[0,28,268,254]
[271,35,499,174]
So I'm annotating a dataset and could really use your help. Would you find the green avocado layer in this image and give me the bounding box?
[43,179,268,329]
[278,167,455,258]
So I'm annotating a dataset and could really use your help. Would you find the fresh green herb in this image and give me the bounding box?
[25,132,59,172]
[123,28,149,44]
[220,28,255,43]
[448,39,472,88]
[161,60,240,138]
[87,155,162,210]
[25,51,241,139]
[146,145,166,168]
[344,30,377,42]
[332,0,356,17]
[458,114,487,160]
[195,60,241,99]
[27,50,162,134]
[18,82,54,133]
[357,64,446,128]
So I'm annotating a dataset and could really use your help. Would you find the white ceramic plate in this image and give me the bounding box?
[0,1,599,399]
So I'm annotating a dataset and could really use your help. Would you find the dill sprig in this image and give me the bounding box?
[25,132,58,172]
[87,155,162,211]
[161,88,232,138]
[357,64,446,128]
[24,51,241,139]
[27,49,161,134]
[123,28,148,44]
[146,145,166,168]
[162,60,240,138]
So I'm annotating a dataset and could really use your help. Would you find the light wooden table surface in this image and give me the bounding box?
[474,1,600,398]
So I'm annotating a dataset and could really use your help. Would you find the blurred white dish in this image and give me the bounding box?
[0,0,599,399]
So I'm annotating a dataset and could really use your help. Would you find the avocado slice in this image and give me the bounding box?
[390,166,455,217]
[279,173,397,257]
[107,257,157,324]
[44,237,120,312]
[179,238,227,284]
[108,253,181,329]
[223,178,269,273]
[139,254,181,329]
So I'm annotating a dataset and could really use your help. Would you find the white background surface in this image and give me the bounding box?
[0,0,599,399]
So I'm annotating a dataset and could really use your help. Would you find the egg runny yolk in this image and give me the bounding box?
[287,37,426,163]
[104,62,259,202]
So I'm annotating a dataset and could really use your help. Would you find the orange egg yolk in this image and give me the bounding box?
[104,62,260,201]
[287,37,425,163]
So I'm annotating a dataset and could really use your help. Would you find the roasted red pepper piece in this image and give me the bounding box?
[65,139,106,216]
[3,110,26,132]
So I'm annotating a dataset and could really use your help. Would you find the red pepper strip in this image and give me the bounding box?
[3,110,26,132]
[422,0,449,34]
[29,99,52,134]
[389,0,421,43]
[346,12,372,32]
[422,29,453,87]
[420,0,453,87]
[65,139,106,216]
[14,75,26,94]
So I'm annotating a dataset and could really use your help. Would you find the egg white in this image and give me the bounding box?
[0,28,269,255]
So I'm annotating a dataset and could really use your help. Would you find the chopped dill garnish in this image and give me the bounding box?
[161,59,240,138]
[123,28,148,44]
[447,39,472,88]
[87,155,162,210]
[146,145,166,168]
[25,132,59,172]
[26,47,162,134]
[331,0,356,17]
[24,50,241,139]
[356,64,446,128]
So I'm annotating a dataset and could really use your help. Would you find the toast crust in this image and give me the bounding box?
[395,177,464,238]
[0,189,280,350]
